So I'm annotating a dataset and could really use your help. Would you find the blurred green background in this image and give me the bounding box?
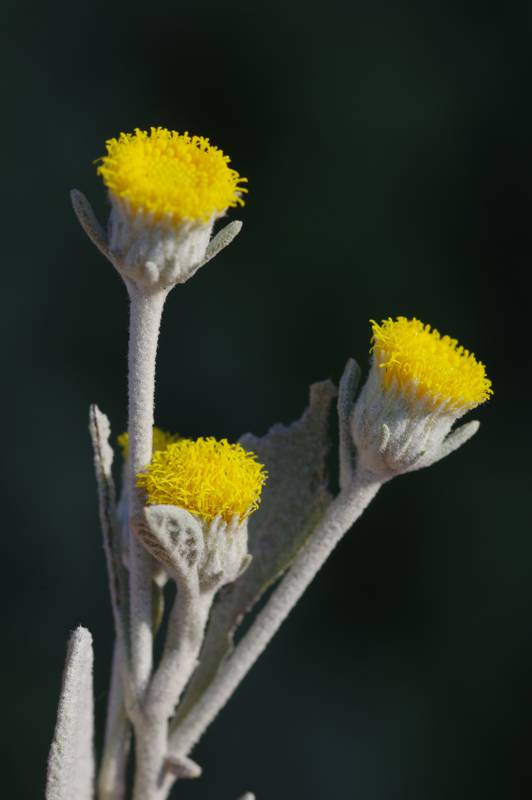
[1,0,530,797]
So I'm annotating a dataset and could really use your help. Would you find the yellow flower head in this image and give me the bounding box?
[370,316,493,412]
[96,127,247,223]
[117,427,180,461]
[137,437,267,523]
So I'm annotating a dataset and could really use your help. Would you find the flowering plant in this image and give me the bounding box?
[45,128,491,800]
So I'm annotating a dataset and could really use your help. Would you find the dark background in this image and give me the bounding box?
[1,1,531,797]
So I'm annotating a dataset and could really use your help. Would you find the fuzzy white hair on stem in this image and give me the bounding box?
[45,138,490,800]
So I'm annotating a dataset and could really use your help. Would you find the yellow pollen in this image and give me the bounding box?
[136,437,267,523]
[117,427,180,461]
[96,127,247,223]
[370,316,493,411]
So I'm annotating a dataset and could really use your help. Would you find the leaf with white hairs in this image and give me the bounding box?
[46,627,95,800]
[172,380,336,732]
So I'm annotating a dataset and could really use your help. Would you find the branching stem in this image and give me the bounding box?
[132,587,214,800]
[168,467,381,764]
[126,283,171,800]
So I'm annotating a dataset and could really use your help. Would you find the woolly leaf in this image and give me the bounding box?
[172,380,336,729]
[89,405,129,644]
[46,627,95,800]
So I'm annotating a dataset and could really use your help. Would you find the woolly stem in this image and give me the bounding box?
[126,283,168,700]
[145,587,213,720]
[167,467,381,763]
[125,283,174,800]
[132,588,213,800]
[132,720,168,800]
[98,643,131,800]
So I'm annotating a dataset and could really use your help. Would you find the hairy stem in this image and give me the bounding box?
[126,283,171,800]
[168,467,381,762]
[146,587,213,720]
[132,588,213,800]
[98,644,131,800]
[132,720,168,800]
[126,284,168,700]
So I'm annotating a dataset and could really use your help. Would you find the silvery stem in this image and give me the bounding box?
[132,589,213,800]
[132,720,168,800]
[168,467,381,762]
[126,283,168,699]
[145,588,214,720]
[98,643,131,800]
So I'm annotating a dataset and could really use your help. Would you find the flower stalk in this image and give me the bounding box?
[131,594,213,800]
[167,465,381,763]
[126,283,168,699]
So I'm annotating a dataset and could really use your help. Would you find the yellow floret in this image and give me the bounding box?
[137,437,267,523]
[371,316,493,411]
[117,427,180,461]
[96,127,247,223]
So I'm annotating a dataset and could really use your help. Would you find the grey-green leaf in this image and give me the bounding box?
[172,379,337,730]
[89,405,129,648]
[71,189,109,260]
[46,627,95,800]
